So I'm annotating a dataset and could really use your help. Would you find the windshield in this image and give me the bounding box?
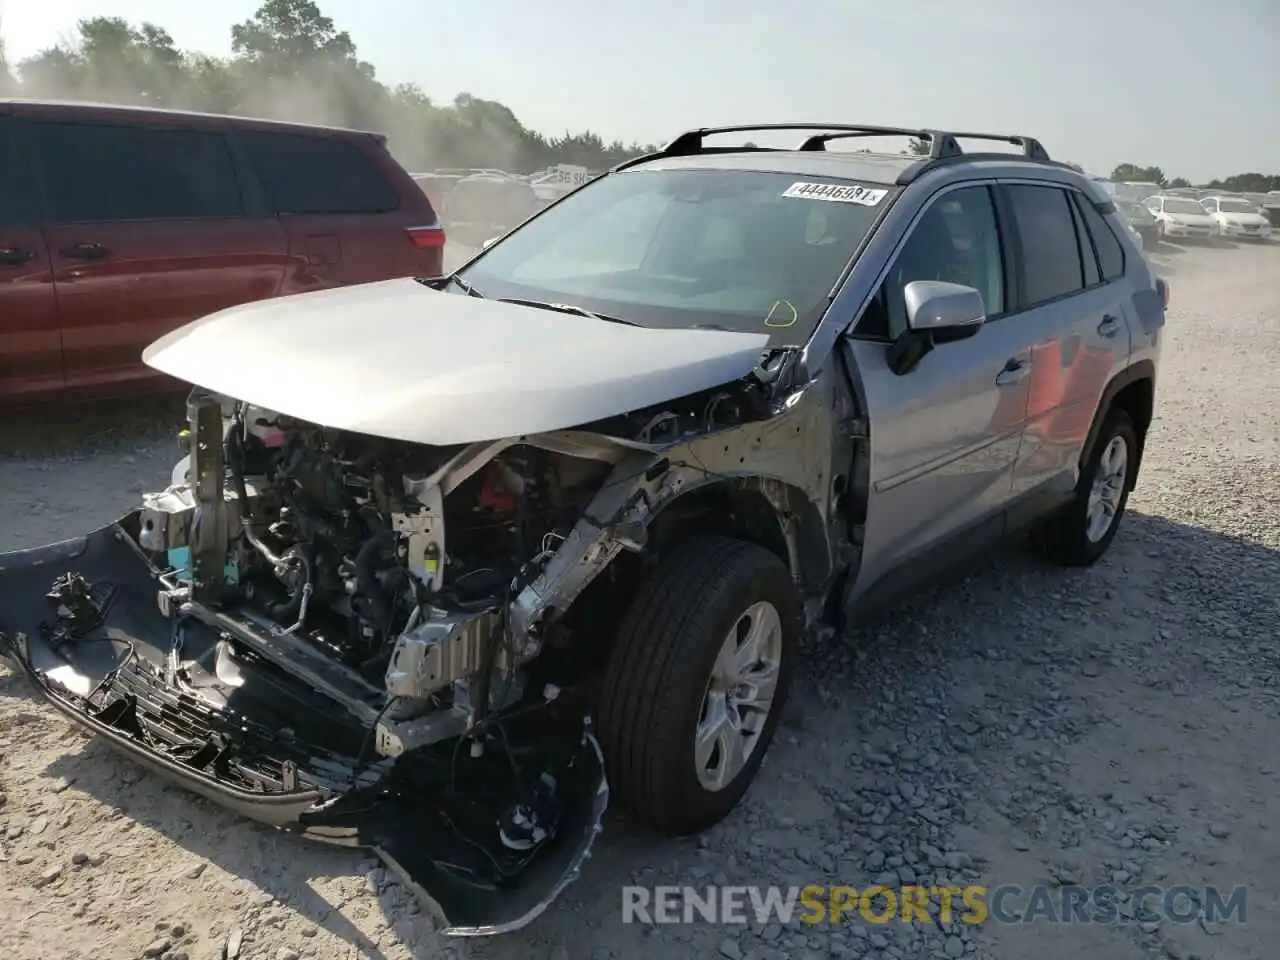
[1164,198,1205,215]
[1216,198,1257,214]
[456,168,892,347]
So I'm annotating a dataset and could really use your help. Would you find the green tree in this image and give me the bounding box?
[0,2,659,172]
[0,18,15,94]
[1205,172,1280,193]
[1110,163,1166,186]
[906,135,930,156]
[1167,177,1191,189]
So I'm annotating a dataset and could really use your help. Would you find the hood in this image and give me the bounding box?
[142,279,771,445]
[1162,210,1214,225]
[1217,211,1269,226]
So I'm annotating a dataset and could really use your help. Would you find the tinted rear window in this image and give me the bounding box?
[0,119,37,224]
[1072,193,1126,282]
[1005,185,1086,306]
[34,121,244,223]
[239,130,400,216]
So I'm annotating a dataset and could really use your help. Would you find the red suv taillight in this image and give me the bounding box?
[407,225,446,249]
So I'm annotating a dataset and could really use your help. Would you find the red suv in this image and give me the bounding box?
[0,99,445,404]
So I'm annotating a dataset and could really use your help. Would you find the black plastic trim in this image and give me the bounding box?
[2,637,331,829]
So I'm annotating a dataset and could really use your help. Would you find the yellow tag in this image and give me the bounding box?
[765,300,798,328]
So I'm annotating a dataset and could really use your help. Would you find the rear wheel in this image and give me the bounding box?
[1033,409,1137,566]
[597,536,800,835]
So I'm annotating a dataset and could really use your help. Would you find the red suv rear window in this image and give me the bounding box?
[239,130,401,216]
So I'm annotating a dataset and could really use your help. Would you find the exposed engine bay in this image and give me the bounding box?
[143,392,617,743]
[0,369,831,935]
[0,388,637,935]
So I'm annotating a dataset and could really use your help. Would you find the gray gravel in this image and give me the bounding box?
[1,239,1277,960]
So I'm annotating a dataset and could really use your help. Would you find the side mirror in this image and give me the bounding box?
[481,236,499,250]
[887,281,986,376]
[905,280,986,338]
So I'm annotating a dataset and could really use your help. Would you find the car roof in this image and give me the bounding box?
[623,148,1079,189]
[0,97,384,140]
[627,149,917,183]
[610,123,1086,189]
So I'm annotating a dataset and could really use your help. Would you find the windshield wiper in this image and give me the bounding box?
[496,297,641,326]
[442,274,484,297]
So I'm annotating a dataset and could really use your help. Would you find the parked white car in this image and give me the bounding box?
[1144,195,1216,242]
[1200,195,1273,241]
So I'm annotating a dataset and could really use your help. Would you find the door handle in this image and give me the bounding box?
[1097,314,1121,338]
[0,247,34,266]
[995,357,1031,386]
[60,241,111,261]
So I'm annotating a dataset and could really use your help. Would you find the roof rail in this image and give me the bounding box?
[656,123,1050,162]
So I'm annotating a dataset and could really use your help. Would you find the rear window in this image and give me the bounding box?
[239,130,400,216]
[1004,185,1086,306]
[33,121,244,223]
[459,168,890,347]
[1072,192,1126,282]
[0,119,37,224]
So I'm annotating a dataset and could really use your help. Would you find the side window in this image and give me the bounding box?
[239,130,400,216]
[858,185,1005,340]
[1004,185,1085,306]
[1068,198,1101,287]
[0,120,37,224]
[34,122,244,223]
[1072,193,1126,281]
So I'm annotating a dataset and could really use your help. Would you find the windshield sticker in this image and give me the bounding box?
[782,182,888,206]
[764,300,799,328]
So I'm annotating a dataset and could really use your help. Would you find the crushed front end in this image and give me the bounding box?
[0,388,615,936]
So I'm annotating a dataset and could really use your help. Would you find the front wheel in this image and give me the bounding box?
[1033,409,1137,566]
[597,536,800,835]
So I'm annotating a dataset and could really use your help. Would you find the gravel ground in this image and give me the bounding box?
[1,239,1277,960]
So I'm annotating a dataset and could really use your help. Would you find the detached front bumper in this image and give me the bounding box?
[0,519,608,937]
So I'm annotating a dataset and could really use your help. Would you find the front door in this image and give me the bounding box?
[842,183,1035,594]
[27,116,287,393]
[0,115,61,401]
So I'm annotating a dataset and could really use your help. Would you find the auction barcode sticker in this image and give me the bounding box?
[782,181,888,206]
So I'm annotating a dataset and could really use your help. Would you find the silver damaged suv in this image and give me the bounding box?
[0,123,1165,935]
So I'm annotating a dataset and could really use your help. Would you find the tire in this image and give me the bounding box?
[597,536,800,835]
[1033,408,1138,566]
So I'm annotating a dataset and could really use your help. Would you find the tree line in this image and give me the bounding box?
[0,1,660,173]
[1108,163,1278,195]
[2,3,1276,188]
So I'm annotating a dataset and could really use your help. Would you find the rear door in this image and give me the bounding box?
[843,182,1035,589]
[0,114,62,401]
[1001,182,1131,500]
[235,128,444,291]
[31,116,288,392]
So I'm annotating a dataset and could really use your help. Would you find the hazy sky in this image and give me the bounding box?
[2,0,1276,183]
